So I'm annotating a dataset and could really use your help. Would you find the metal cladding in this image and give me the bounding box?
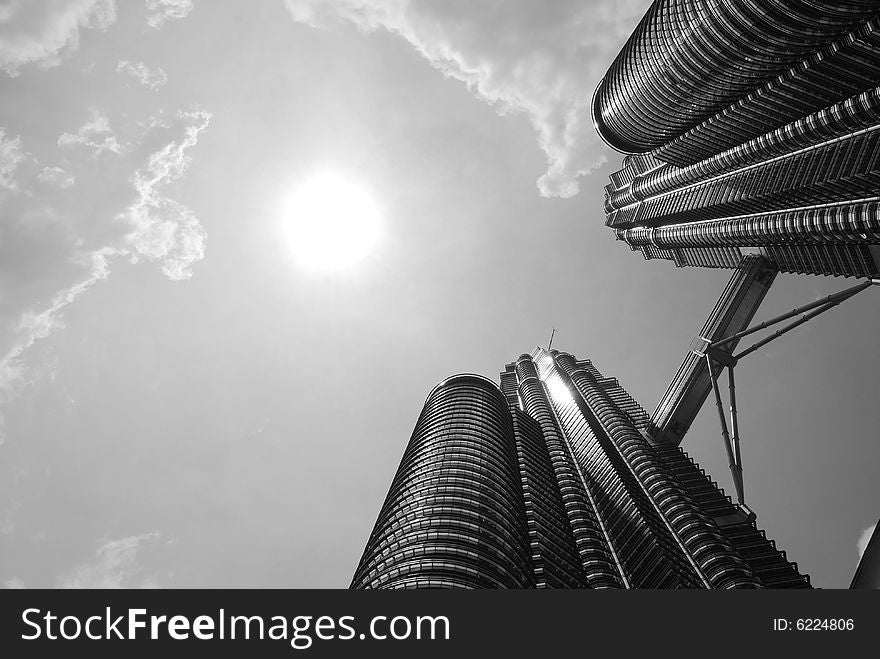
[511,356,622,588]
[351,349,810,589]
[552,351,758,588]
[851,520,880,588]
[350,374,535,589]
[596,0,880,277]
[593,0,880,156]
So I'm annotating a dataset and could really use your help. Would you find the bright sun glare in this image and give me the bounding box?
[282,172,383,272]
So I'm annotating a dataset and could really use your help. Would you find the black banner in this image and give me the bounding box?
[1,589,875,657]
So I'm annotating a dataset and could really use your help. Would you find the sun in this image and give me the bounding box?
[282,172,383,272]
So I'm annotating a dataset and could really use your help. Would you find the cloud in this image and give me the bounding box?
[1,248,119,406]
[145,0,193,29]
[0,0,117,77]
[858,523,877,561]
[283,0,649,197]
[37,165,75,188]
[57,108,122,155]
[0,108,211,411]
[116,59,167,90]
[5,577,25,589]
[127,109,210,280]
[58,531,160,588]
[0,128,25,190]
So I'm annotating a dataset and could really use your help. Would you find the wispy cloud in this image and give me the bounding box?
[0,108,211,416]
[57,108,122,155]
[58,531,160,588]
[145,0,193,29]
[283,0,648,197]
[0,128,25,190]
[858,523,877,561]
[37,165,76,188]
[0,0,117,77]
[1,248,119,407]
[127,109,210,280]
[116,59,167,90]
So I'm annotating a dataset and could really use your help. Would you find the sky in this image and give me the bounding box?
[0,0,878,589]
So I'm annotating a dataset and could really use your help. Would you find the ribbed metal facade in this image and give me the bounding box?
[594,0,880,277]
[350,375,535,589]
[351,350,810,589]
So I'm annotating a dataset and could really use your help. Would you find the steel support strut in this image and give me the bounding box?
[699,277,877,506]
[706,355,744,504]
[712,278,874,352]
[728,365,743,503]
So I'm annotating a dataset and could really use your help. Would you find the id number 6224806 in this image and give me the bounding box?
[772,618,854,631]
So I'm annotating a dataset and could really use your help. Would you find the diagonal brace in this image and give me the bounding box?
[698,277,877,506]
[712,278,876,353]
[705,355,745,505]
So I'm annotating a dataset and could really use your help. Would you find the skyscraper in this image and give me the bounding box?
[593,0,880,278]
[350,349,810,589]
[592,0,880,446]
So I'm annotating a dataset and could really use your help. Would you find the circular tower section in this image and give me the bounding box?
[351,374,534,589]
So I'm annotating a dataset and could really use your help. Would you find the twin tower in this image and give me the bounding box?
[351,350,810,589]
[353,0,880,588]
